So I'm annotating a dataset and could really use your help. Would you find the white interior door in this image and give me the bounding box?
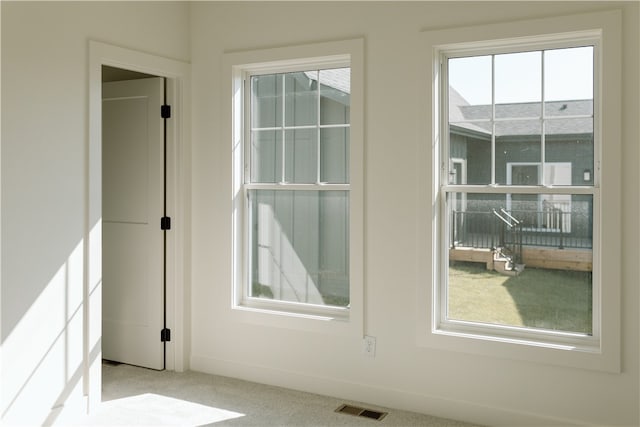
[102,77,165,370]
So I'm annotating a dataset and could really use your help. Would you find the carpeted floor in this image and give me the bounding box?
[63,362,482,426]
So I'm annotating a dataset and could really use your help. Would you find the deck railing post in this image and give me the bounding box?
[451,210,456,248]
[515,224,522,264]
[491,211,495,249]
[559,210,564,249]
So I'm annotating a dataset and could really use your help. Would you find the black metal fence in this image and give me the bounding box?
[451,207,593,250]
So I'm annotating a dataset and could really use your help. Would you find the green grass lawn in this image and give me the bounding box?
[448,261,593,334]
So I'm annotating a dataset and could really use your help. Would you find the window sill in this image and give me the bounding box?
[437,319,600,353]
[237,297,350,321]
[417,321,618,373]
[230,298,359,336]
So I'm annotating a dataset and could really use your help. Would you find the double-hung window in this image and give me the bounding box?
[442,42,597,341]
[228,39,364,322]
[425,11,622,370]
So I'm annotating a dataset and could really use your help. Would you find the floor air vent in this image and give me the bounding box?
[335,404,388,421]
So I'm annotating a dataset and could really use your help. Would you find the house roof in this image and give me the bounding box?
[450,87,593,138]
[301,68,350,106]
[304,69,350,94]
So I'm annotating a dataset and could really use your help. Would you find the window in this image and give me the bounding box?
[443,43,597,341]
[421,10,622,371]
[227,39,363,323]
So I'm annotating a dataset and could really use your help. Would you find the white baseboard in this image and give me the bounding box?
[190,354,586,426]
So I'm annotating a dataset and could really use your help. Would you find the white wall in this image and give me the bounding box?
[1,2,189,424]
[190,2,639,426]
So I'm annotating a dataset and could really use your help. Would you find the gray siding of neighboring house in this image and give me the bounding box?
[251,75,351,305]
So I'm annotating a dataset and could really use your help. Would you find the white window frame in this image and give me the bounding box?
[224,39,364,335]
[417,11,621,372]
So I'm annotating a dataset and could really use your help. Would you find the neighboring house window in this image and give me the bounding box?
[441,40,601,346]
[227,39,363,322]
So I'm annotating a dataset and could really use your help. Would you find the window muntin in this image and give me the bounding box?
[442,45,597,338]
[246,67,351,309]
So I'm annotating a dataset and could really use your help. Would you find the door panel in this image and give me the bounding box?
[103,224,150,326]
[102,77,165,370]
[103,97,149,224]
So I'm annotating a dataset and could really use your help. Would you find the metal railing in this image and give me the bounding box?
[492,208,523,264]
[451,208,592,250]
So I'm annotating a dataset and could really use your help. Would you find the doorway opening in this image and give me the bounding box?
[101,66,169,371]
[88,40,188,410]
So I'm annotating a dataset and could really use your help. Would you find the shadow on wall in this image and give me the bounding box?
[1,220,102,426]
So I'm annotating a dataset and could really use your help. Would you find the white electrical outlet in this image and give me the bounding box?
[363,335,376,357]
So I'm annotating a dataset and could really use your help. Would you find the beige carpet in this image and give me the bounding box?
[61,362,482,426]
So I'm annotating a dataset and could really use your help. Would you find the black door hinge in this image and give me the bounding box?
[161,216,171,230]
[161,328,171,342]
[161,105,171,119]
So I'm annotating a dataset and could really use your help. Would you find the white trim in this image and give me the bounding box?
[224,39,364,337]
[87,41,190,410]
[418,10,621,372]
[232,55,350,77]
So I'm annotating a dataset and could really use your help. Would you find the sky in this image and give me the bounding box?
[448,46,594,105]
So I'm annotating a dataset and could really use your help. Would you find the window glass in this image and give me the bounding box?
[284,128,317,183]
[495,51,541,118]
[444,46,595,336]
[320,68,350,125]
[248,190,349,307]
[251,129,281,183]
[321,127,349,183]
[251,74,282,128]
[285,72,318,127]
[544,46,594,116]
[448,192,593,334]
[248,67,351,308]
[449,56,492,121]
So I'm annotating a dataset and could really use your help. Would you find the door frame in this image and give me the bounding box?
[87,41,190,410]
